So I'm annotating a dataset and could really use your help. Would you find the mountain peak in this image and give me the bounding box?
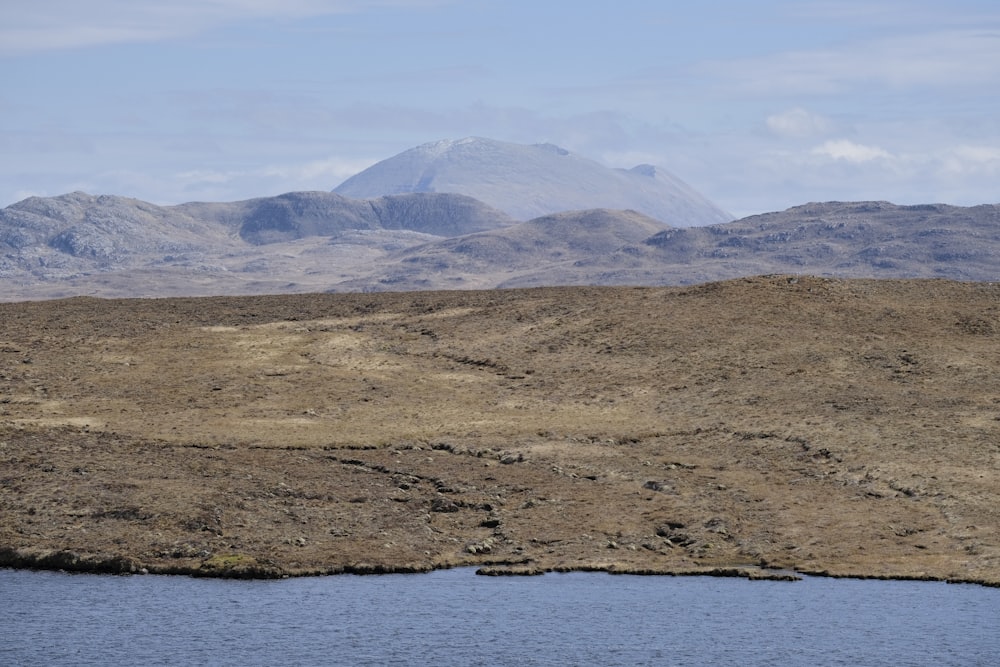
[334,138,732,226]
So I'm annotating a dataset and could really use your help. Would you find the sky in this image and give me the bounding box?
[2,0,999,218]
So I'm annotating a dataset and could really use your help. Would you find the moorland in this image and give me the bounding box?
[1,276,998,584]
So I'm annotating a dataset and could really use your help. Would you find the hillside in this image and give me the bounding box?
[1,278,998,584]
[339,209,671,291]
[333,137,733,225]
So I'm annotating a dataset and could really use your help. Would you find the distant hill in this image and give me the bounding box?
[334,201,1000,291]
[0,190,514,293]
[2,192,998,299]
[180,190,515,245]
[640,200,1000,283]
[333,137,733,226]
[337,209,672,291]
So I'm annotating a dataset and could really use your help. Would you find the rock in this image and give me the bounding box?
[704,517,730,536]
[643,480,671,492]
[431,497,460,513]
[656,525,696,547]
[466,537,495,554]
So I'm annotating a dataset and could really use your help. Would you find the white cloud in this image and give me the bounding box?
[940,145,1000,175]
[0,0,452,53]
[167,156,377,202]
[260,156,377,184]
[173,169,235,185]
[784,1,985,27]
[952,144,1000,164]
[699,29,1000,95]
[766,108,833,139]
[812,139,893,163]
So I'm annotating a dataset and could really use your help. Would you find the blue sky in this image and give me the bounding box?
[2,0,999,217]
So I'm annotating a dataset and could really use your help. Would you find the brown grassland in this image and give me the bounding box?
[1,276,998,584]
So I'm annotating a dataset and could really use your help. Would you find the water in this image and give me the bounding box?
[1,567,997,666]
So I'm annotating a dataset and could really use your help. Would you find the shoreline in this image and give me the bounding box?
[3,547,999,588]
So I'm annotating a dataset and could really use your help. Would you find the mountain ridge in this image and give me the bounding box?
[0,190,515,284]
[2,191,998,300]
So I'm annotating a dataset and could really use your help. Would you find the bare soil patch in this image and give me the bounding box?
[1,276,998,583]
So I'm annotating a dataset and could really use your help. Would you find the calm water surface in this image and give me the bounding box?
[1,567,997,666]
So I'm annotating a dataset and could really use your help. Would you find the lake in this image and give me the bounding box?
[1,567,997,666]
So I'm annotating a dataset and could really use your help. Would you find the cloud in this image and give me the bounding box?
[0,0,451,53]
[812,139,893,163]
[698,29,1000,95]
[172,169,235,186]
[259,156,377,184]
[941,145,1000,175]
[952,144,1000,164]
[766,108,834,139]
[783,1,983,26]
[169,155,378,200]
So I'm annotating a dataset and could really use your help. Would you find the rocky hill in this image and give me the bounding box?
[0,190,515,298]
[1,193,998,299]
[335,200,1000,291]
[644,201,1000,283]
[333,137,733,225]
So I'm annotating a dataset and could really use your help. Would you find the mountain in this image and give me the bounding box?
[0,190,515,294]
[333,137,733,226]
[174,190,515,244]
[2,192,999,299]
[0,190,512,252]
[641,200,1000,283]
[330,201,1000,291]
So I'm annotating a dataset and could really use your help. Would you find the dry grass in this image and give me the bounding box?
[1,276,998,583]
